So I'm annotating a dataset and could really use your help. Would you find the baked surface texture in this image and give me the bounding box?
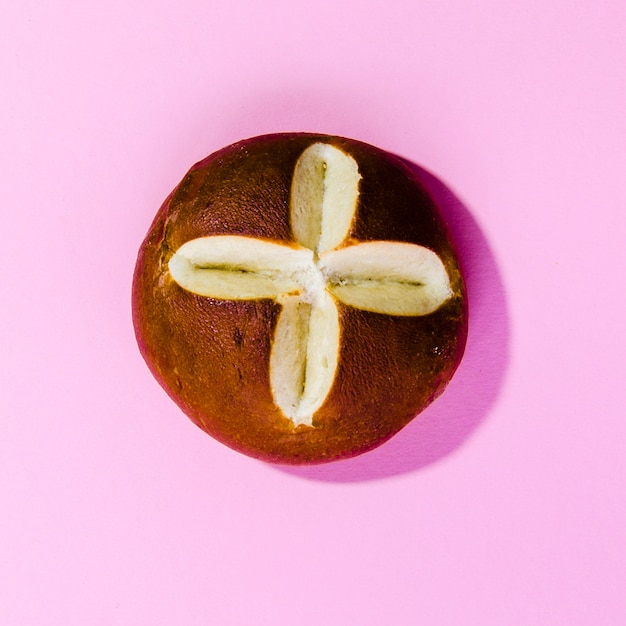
[132,133,467,464]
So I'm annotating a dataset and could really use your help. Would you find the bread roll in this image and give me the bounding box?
[132,133,467,464]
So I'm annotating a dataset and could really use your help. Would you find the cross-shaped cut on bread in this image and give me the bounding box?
[168,143,452,426]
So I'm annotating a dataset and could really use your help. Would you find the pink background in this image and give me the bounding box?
[2,1,625,624]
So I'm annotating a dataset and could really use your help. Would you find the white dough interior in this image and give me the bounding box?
[290,143,361,254]
[319,241,452,316]
[168,236,312,300]
[269,293,339,426]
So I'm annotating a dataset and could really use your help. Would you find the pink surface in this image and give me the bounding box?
[2,1,625,624]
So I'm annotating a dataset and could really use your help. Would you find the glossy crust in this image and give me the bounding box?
[132,133,467,464]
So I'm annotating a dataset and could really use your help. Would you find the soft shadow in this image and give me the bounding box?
[277,161,509,482]
[186,84,403,158]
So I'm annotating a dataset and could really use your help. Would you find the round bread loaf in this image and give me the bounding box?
[132,133,467,464]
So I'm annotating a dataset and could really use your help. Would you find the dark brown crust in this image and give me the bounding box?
[132,133,468,464]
